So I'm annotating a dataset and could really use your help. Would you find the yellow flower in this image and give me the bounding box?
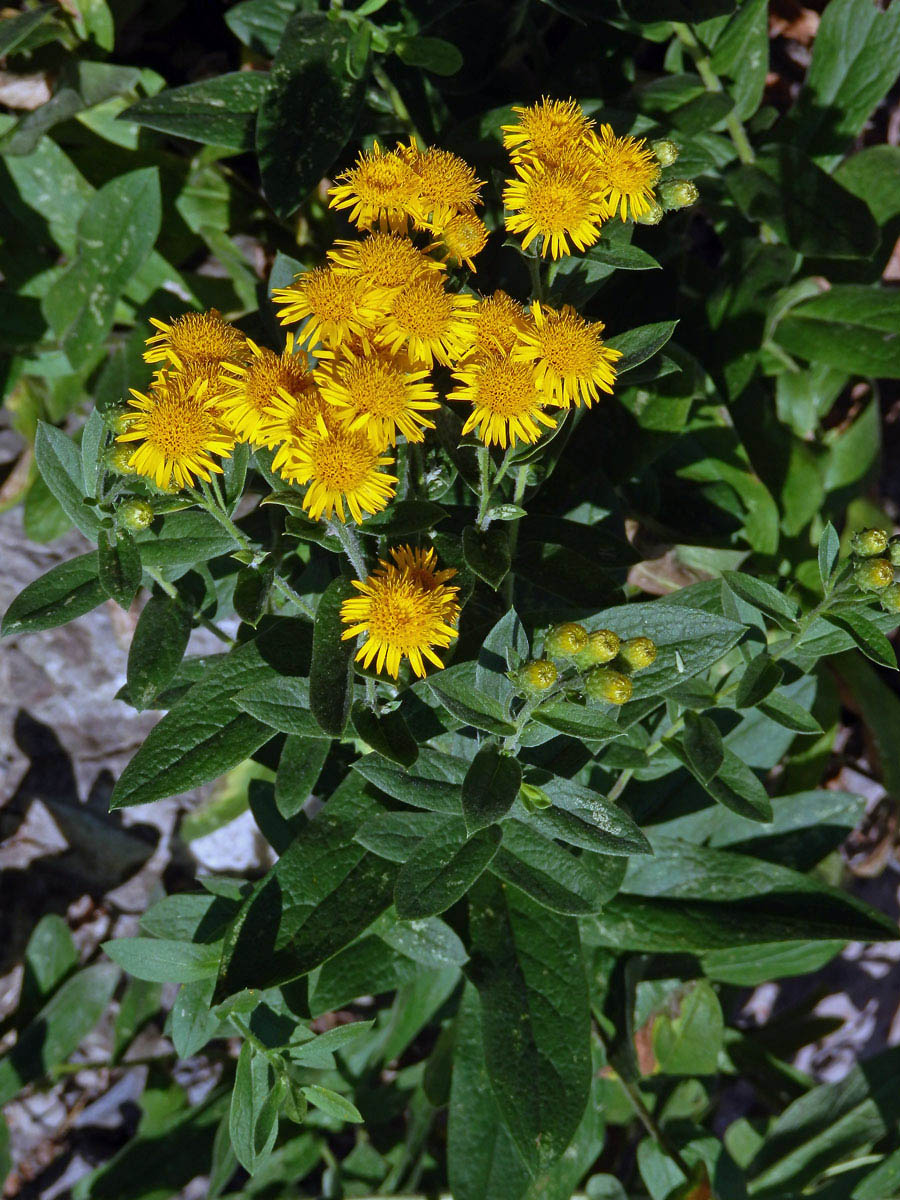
[117,373,234,490]
[340,550,460,679]
[376,276,476,366]
[220,335,312,443]
[388,544,459,610]
[284,414,397,523]
[143,310,248,368]
[449,358,557,448]
[426,211,489,272]
[263,383,333,474]
[328,141,419,232]
[513,303,621,406]
[502,96,595,167]
[405,141,484,227]
[503,158,605,259]
[315,343,439,446]
[327,232,442,300]
[467,290,530,360]
[589,124,660,221]
[272,267,375,350]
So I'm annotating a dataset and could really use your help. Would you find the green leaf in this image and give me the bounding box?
[0,5,55,55]
[428,667,518,736]
[727,147,878,259]
[170,979,220,1059]
[491,822,618,915]
[301,1084,363,1123]
[112,624,311,808]
[42,168,161,368]
[352,757,462,813]
[127,594,193,710]
[350,700,418,767]
[758,692,824,735]
[2,552,104,637]
[395,34,463,74]
[835,145,900,226]
[581,240,661,271]
[122,72,270,151]
[709,0,768,119]
[533,777,651,856]
[225,0,296,54]
[462,745,521,834]
[233,565,271,627]
[722,572,799,623]
[476,606,529,708]
[275,733,330,818]
[671,741,773,822]
[98,529,142,609]
[80,408,106,498]
[652,980,724,1075]
[137,509,241,570]
[468,876,591,1172]
[854,1149,900,1200]
[234,676,325,737]
[355,810,448,861]
[830,611,897,670]
[701,940,843,987]
[681,711,724,784]
[230,1043,281,1174]
[748,1047,900,1197]
[606,320,677,374]
[376,911,468,969]
[256,12,369,218]
[734,653,783,709]
[818,521,840,588]
[288,1019,375,1066]
[356,498,449,537]
[0,964,120,1105]
[102,938,220,983]
[463,524,511,589]
[395,818,501,918]
[531,700,622,741]
[773,286,900,377]
[310,574,356,736]
[34,422,101,540]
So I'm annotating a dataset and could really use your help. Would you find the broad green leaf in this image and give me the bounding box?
[734,653,783,709]
[476,606,529,708]
[652,980,724,1075]
[671,741,773,821]
[428,667,518,735]
[581,240,661,271]
[833,653,900,806]
[171,978,220,1059]
[288,1019,374,1066]
[758,692,824,735]
[352,757,462,813]
[830,611,897,670]
[491,822,617,915]
[818,522,840,588]
[709,0,768,118]
[309,935,415,1016]
[462,745,521,833]
[774,287,900,377]
[140,893,232,942]
[80,407,106,497]
[835,145,900,226]
[606,320,677,374]
[463,524,511,589]
[531,700,622,741]
[301,1084,363,1123]
[0,5,55,55]
[127,593,193,710]
[98,529,142,609]
[1,552,104,637]
[136,509,241,571]
[355,810,449,861]
[350,700,418,767]
[122,72,270,151]
[533,777,651,856]
[230,1043,281,1173]
[42,168,161,368]
[681,712,724,784]
[275,733,330,818]
[468,876,591,1172]
[700,941,843,987]
[310,574,355,736]
[853,1149,900,1200]
[20,915,77,1014]
[395,818,501,918]
[722,572,799,623]
[256,13,369,218]
[356,498,449,538]
[0,964,120,1104]
[234,676,324,737]
[34,423,101,540]
[225,0,297,54]
[102,938,220,983]
[395,35,463,75]
[376,910,468,969]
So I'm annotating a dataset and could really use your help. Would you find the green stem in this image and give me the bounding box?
[373,63,421,142]
[476,444,492,529]
[670,22,755,166]
[526,251,545,304]
[328,518,368,581]
[146,567,235,646]
[620,1076,698,1185]
[502,466,529,607]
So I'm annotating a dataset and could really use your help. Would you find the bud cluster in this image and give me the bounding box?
[514,622,658,706]
[850,528,900,614]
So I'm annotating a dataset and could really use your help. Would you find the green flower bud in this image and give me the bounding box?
[105,445,136,474]
[854,558,894,592]
[575,628,620,668]
[881,583,900,615]
[585,666,633,705]
[659,178,699,210]
[886,536,900,567]
[104,407,131,435]
[635,199,663,226]
[851,528,889,557]
[618,636,657,671]
[651,138,680,168]
[118,498,154,532]
[519,782,552,811]
[516,659,558,694]
[544,622,588,659]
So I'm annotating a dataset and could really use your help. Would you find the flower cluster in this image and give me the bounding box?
[517,621,658,705]
[502,97,665,258]
[340,544,461,679]
[851,527,900,614]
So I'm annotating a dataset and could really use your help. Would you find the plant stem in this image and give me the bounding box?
[526,251,544,303]
[502,466,529,607]
[328,518,368,581]
[670,22,755,166]
[620,1075,697,1184]
[476,444,492,529]
[146,567,235,645]
[373,63,421,141]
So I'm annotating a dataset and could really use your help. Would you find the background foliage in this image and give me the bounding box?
[4,0,900,1198]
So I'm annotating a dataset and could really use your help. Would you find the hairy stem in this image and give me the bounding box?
[670,22,755,167]
[328,518,368,581]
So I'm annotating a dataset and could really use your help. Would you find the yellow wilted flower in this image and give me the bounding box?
[315,343,439,447]
[426,211,490,272]
[449,358,557,448]
[513,302,621,406]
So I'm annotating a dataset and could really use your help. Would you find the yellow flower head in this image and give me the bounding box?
[315,343,439,447]
[117,373,234,490]
[405,141,484,227]
[513,303,621,406]
[426,211,489,272]
[389,544,459,602]
[327,232,442,300]
[220,335,312,443]
[341,552,460,679]
[502,97,594,166]
[468,290,530,360]
[449,358,557,448]
[143,310,248,368]
[284,414,397,523]
[377,276,476,367]
[589,124,660,221]
[272,267,375,350]
[504,158,605,259]
[328,141,419,232]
